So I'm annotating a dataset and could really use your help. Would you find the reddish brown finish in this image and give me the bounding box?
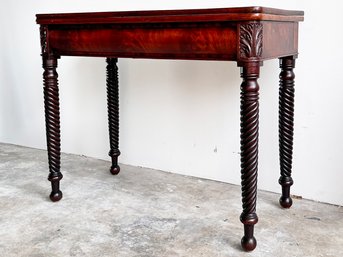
[36,7,303,252]
[240,61,260,251]
[48,24,238,60]
[261,22,299,60]
[42,56,63,202]
[279,56,296,208]
[36,7,303,62]
[36,7,303,25]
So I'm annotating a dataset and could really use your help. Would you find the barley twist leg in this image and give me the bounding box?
[43,56,63,202]
[239,62,260,251]
[278,56,296,208]
[106,58,121,175]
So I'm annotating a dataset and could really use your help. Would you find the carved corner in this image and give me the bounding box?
[238,23,263,62]
[40,26,59,60]
[40,25,48,56]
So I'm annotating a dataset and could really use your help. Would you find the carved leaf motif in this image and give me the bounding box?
[40,26,47,54]
[255,24,263,57]
[239,23,263,59]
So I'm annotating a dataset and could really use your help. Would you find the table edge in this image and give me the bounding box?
[36,6,304,24]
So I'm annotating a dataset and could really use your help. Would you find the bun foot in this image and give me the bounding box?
[241,236,257,251]
[49,190,63,202]
[110,165,120,175]
[279,196,293,208]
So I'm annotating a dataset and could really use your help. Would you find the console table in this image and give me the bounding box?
[36,7,304,251]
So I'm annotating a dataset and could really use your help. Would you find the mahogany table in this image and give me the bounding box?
[36,6,304,251]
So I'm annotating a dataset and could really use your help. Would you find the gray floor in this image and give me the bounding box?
[0,143,342,257]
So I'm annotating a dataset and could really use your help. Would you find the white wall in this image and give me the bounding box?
[1,1,342,206]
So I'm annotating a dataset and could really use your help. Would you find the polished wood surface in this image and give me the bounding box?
[279,56,296,208]
[106,58,121,175]
[36,6,304,24]
[42,57,62,202]
[36,7,303,251]
[37,7,303,61]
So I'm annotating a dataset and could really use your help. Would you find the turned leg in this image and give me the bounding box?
[278,56,296,208]
[106,58,121,175]
[239,62,260,251]
[43,56,63,202]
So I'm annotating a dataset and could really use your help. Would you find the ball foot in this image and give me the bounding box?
[110,165,120,175]
[241,236,257,251]
[279,196,293,208]
[49,190,63,202]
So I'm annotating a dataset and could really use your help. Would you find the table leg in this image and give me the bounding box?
[239,61,260,251]
[278,56,296,208]
[106,58,121,175]
[43,56,63,202]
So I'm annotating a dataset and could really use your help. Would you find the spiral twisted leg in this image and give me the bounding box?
[106,58,121,175]
[278,56,296,208]
[239,62,260,251]
[43,57,63,202]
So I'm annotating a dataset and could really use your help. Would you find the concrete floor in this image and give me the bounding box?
[0,143,342,257]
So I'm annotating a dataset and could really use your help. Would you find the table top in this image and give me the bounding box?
[36,6,304,25]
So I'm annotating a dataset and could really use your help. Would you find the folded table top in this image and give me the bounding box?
[36,6,304,25]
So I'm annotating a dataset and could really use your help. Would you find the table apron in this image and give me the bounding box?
[48,23,238,60]
[44,21,299,61]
